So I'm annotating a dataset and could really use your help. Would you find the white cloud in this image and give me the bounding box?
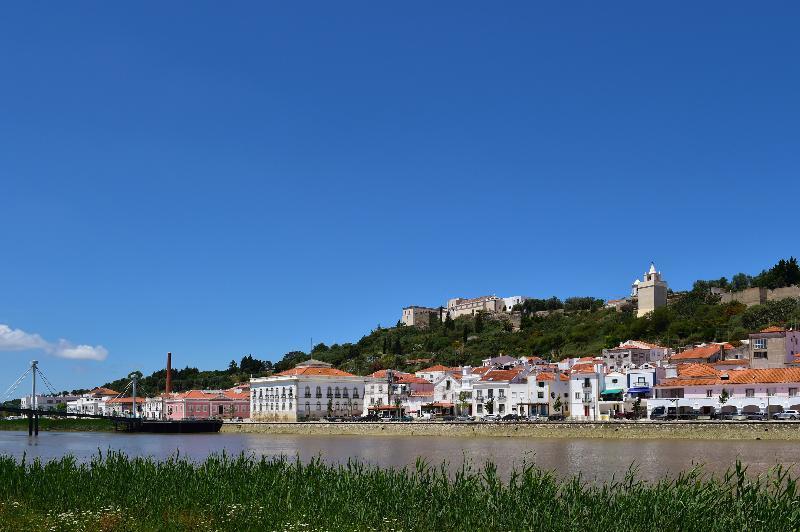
[0,324,49,351]
[0,323,108,361]
[51,340,108,361]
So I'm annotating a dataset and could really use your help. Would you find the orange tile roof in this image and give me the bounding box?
[670,345,722,361]
[91,387,120,396]
[570,363,597,374]
[713,359,750,366]
[275,367,356,377]
[106,397,145,404]
[480,368,523,382]
[677,363,720,377]
[418,364,456,373]
[658,368,800,387]
[760,326,786,333]
[410,390,434,397]
[222,390,249,400]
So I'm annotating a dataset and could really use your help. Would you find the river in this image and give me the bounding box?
[1,430,798,482]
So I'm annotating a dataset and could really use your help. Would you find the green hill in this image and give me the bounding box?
[100,257,800,392]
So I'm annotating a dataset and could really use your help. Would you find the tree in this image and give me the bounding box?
[632,397,643,419]
[227,360,238,373]
[475,312,484,333]
[326,398,333,417]
[731,273,752,291]
[719,388,730,405]
[458,391,470,416]
[484,397,494,415]
[392,337,403,355]
[552,394,563,416]
[444,312,455,331]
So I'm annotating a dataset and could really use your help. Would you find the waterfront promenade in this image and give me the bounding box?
[223,420,800,440]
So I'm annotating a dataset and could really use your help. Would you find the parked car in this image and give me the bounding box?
[746,411,768,421]
[548,414,566,421]
[482,414,500,422]
[501,414,520,421]
[773,410,800,420]
[441,415,456,422]
[455,415,474,422]
[650,406,677,420]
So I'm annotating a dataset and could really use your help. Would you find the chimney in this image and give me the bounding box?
[165,352,172,394]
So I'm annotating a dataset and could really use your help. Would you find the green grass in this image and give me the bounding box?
[0,418,114,432]
[0,453,799,531]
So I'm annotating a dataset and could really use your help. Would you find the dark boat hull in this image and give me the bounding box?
[134,420,223,433]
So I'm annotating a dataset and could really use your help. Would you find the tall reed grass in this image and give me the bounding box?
[0,452,798,531]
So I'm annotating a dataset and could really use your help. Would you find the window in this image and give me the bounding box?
[316,402,322,411]
[499,390,505,398]
[370,385,375,393]
[564,393,568,398]
[706,390,713,398]
[304,386,311,398]
[327,387,333,398]
[537,392,544,399]
[767,388,776,397]
[353,387,359,399]
[335,387,341,398]
[476,404,483,414]
[316,386,322,398]
[575,392,581,400]
[499,404,505,414]
[790,388,798,397]
[754,339,767,350]
[446,380,451,390]
[754,352,768,359]
[612,378,618,384]
[584,378,591,388]
[746,389,755,398]
[343,388,349,398]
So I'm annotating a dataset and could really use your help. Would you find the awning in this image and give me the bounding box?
[600,388,624,396]
[627,387,651,394]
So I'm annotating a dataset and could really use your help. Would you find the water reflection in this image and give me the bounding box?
[1,430,797,482]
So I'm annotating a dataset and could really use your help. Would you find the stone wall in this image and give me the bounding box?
[222,420,800,440]
[720,285,800,307]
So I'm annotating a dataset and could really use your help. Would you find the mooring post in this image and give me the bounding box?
[27,413,33,436]
[34,413,38,436]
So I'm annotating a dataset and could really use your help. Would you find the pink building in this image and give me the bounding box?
[164,388,250,420]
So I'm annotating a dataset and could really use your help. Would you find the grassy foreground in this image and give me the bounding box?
[0,418,114,432]
[1,453,799,531]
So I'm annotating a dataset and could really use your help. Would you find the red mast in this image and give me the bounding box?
[165,352,172,394]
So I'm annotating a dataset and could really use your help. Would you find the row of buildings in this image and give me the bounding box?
[404,263,671,328]
[24,324,800,423]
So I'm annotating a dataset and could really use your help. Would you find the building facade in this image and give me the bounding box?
[400,306,441,329]
[749,327,800,369]
[446,295,504,318]
[250,359,365,421]
[632,263,668,317]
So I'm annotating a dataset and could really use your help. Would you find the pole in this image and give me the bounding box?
[130,373,138,419]
[30,360,38,411]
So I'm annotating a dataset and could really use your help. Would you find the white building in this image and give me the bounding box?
[502,296,529,311]
[143,395,166,420]
[566,361,602,420]
[20,394,78,411]
[66,387,120,415]
[363,370,433,417]
[250,359,365,421]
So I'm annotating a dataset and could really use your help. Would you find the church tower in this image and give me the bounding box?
[635,262,668,317]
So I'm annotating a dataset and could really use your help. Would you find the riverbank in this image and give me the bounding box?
[0,452,796,531]
[0,418,114,432]
[224,420,800,440]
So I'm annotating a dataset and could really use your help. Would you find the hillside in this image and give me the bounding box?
[98,258,800,392]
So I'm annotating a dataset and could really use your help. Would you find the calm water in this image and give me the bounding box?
[1,430,798,482]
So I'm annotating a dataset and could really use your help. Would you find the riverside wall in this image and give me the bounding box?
[222,421,800,440]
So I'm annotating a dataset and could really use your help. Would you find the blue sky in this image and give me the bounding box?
[1,2,799,392]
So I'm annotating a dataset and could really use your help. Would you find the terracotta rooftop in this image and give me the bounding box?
[418,364,457,373]
[658,367,800,387]
[480,368,524,382]
[90,387,120,396]
[274,366,357,378]
[760,326,786,333]
[670,344,722,361]
[106,397,145,404]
